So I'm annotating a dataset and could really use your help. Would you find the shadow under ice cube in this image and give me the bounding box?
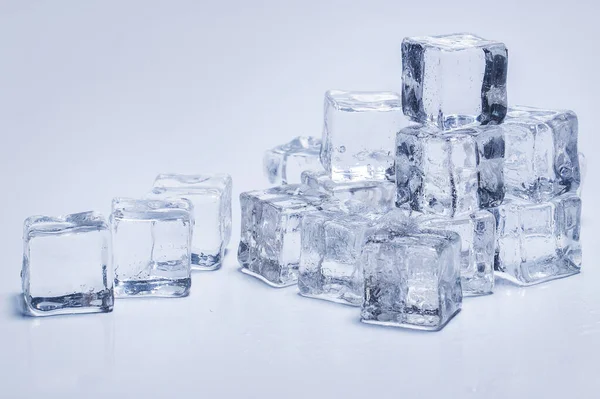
[111,198,193,297]
[361,213,463,331]
[419,210,496,296]
[396,124,504,216]
[499,106,580,202]
[490,193,582,286]
[148,173,232,270]
[321,90,409,182]
[299,211,374,306]
[21,211,114,316]
[238,185,329,287]
[263,136,323,185]
[402,33,508,130]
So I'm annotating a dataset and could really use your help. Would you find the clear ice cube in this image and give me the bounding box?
[361,212,463,331]
[402,33,508,130]
[238,185,329,287]
[321,90,409,182]
[111,198,193,297]
[396,124,504,216]
[301,170,396,213]
[499,106,580,202]
[299,210,374,306]
[490,193,582,286]
[263,136,323,185]
[419,210,496,296]
[147,173,232,270]
[21,211,114,316]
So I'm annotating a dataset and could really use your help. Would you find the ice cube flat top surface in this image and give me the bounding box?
[268,136,321,155]
[507,106,575,122]
[404,33,503,51]
[112,197,193,220]
[152,173,232,193]
[24,211,109,236]
[325,90,402,112]
[22,211,113,316]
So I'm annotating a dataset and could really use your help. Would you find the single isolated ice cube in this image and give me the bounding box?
[263,136,323,185]
[402,33,508,130]
[21,211,113,316]
[111,198,193,297]
[490,193,582,286]
[299,210,375,306]
[360,211,463,331]
[321,90,409,182]
[301,170,396,213]
[148,173,232,270]
[238,185,329,287]
[500,106,580,202]
[419,210,496,296]
[396,124,504,216]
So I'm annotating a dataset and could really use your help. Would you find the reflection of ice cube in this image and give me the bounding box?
[21,211,114,316]
[360,212,462,331]
[321,90,409,182]
[299,211,374,306]
[147,173,232,270]
[238,185,329,287]
[111,198,193,297]
[396,124,504,216]
[301,170,396,213]
[419,210,496,296]
[263,136,323,185]
[402,33,508,130]
[490,193,581,286]
[500,106,580,202]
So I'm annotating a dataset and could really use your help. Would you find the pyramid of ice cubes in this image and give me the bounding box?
[250,33,583,331]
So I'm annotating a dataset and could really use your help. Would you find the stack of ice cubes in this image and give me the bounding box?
[21,173,233,316]
[251,33,583,331]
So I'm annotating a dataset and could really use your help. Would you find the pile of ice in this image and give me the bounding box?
[252,33,583,331]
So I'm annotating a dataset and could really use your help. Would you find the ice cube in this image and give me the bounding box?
[263,136,323,185]
[490,193,582,286]
[419,210,496,296]
[299,210,375,306]
[238,185,329,287]
[361,211,462,331]
[21,211,113,316]
[402,33,508,130]
[147,173,232,270]
[301,170,396,213]
[321,90,409,182]
[499,106,580,202]
[396,124,504,216]
[111,198,193,297]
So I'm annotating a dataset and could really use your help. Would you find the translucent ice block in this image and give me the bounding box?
[321,90,409,182]
[111,198,193,297]
[148,173,232,270]
[360,212,463,331]
[499,106,580,202]
[21,211,113,316]
[301,170,396,213]
[402,33,508,130]
[238,185,329,287]
[299,211,374,306]
[419,210,496,296]
[490,193,582,286]
[263,136,323,185]
[396,124,504,216]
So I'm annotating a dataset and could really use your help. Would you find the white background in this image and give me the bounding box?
[1,1,599,398]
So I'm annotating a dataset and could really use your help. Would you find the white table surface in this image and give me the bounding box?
[1,1,599,398]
